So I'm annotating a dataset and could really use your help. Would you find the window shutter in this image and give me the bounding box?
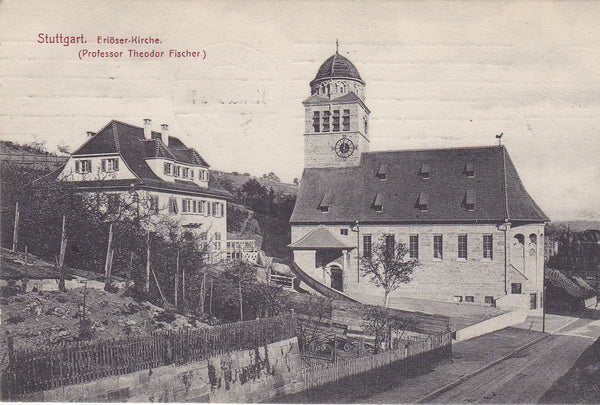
[75,160,80,173]
[101,159,106,172]
[114,159,119,171]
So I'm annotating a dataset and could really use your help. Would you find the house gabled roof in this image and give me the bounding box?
[288,225,356,249]
[51,120,229,199]
[290,145,549,224]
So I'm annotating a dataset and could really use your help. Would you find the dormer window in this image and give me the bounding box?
[322,111,330,132]
[199,169,208,182]
[420,163,431,180]
[101,158,119,172]
[417,191,429,212]
[465,189,476,211]
[173,165,181,177]
[163,162,172,175]
[372,193,384,212]
[313,111,320,132]
[190,169,194,179]
[465,162,475,177]
[182,167,189,178]
[319,192,332,213]
[376,164,387,180]
[75,159,92,174]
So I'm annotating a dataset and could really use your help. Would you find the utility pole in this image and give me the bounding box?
[12,202,19,252]
[58,215,67,291]
[104,223,113,281]
[174,250,180,307]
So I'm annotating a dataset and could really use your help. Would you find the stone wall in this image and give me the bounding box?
[15,337,303,403]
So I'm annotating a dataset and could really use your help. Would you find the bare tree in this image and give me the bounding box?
[361,238,419,308]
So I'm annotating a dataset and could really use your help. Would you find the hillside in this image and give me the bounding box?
[213,170,298,196]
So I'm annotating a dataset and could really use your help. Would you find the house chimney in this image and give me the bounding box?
[86,131,96,138]
[161,124,169,145]
[143,119,152,139]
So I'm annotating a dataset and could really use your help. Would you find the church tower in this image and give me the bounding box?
[303,45,370,168]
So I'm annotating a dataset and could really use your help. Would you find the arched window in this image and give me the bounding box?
[514,234,525,245]
[529,234,537,245]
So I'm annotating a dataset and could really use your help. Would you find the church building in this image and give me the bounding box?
[289,49,549,314]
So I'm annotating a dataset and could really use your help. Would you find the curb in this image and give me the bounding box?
[413,318,579,404]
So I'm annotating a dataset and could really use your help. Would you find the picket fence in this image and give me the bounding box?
[3,313,296,397]
[301,332,452,391]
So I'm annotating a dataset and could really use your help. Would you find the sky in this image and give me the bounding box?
[1,0,599,221]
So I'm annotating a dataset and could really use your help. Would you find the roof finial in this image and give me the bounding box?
[496,132,504,146]
[336,39,339,54]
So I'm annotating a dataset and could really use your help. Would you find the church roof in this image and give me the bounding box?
[302,91,371,113]
[290,146,548,224]
[311,52,364,85]
[288,225,356,249]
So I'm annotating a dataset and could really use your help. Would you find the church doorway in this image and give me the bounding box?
[330,265,343,292]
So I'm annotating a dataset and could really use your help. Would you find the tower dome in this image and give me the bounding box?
[310,48,366,100]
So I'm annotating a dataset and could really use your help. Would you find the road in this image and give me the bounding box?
[360,317,600,404]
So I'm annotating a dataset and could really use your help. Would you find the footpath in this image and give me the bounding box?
[359,314,587,404]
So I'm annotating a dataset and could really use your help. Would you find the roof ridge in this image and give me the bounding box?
[362,145,500,155]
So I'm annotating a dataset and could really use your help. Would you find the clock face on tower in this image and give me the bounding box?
[335,137,355,158]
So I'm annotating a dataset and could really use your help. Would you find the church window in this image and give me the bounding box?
[420,163,431,179]
[483,234,493,259]
[363,234,372,258]
[322,111,330,132]
[319,192,332,212]
[465,162,475,177]
[342,109,350,131]
[372,193,384,212]
[511,283,522,294]
[163,162,172,175]
[485,296,495,304]
[465,189,476,211]
[465,296,474,303]
[529,234,537,245]
[454,296,463,303]
[333,110,340,132]
[417,191,429,212]
[409,235,419,259]
[433,235,443,259]
[364,117,368,135]
[385,234,395,257]
[458,234,468,259]
[313,111,320,132]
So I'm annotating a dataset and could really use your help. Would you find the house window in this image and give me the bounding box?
[454,296,463,303]
[190,169,194,179]
[149,195,159,214]
[182,199,192,213]
[192,200,197,213]
[363,234,372,258]
[342,109,350,131]
[168,197,178,214]
[101,158,119,172]
[75,159,92,174]
[201,200,207,215]
[182,167,189,178]
[511,283,522,294]
[485,296,495,305]
[385,234,395,257]
[313,111,320,132]
[458,234,468,259]
[409,235,419,259]
[322,111,330,132]
[465,296,474,303]
[163,162,172,175]
[433,235,443,259]
[332,110,340,131]
[483,234,493,260]
[340,229,348,236]
[530,293,537,309]
[173,166,181,177]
